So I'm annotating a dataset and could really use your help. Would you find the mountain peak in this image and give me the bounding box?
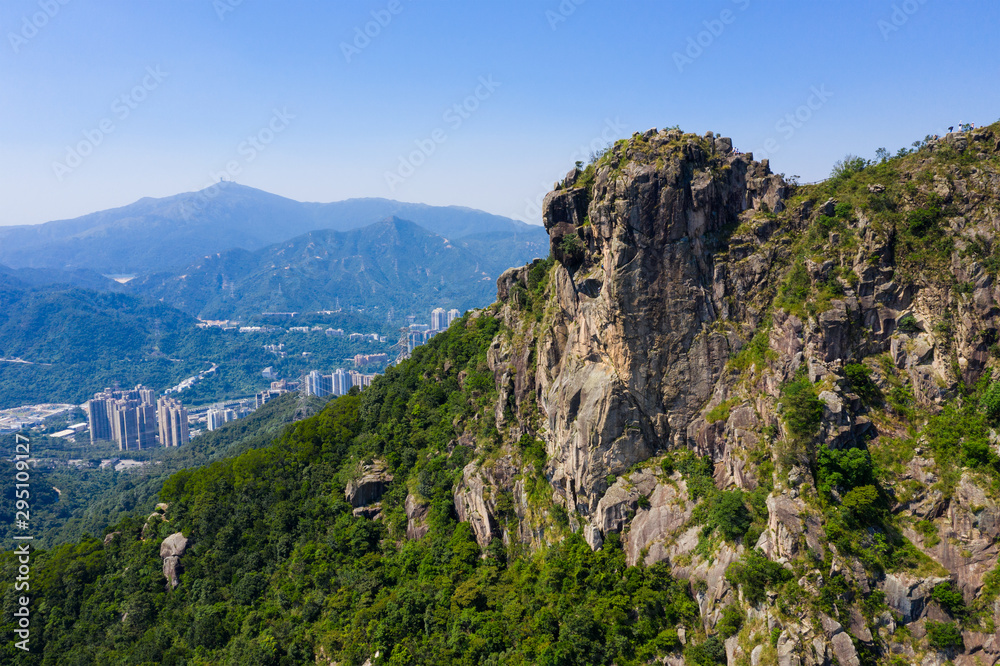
[0,188,543,274]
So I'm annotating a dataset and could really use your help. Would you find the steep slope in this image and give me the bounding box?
[476,123,1000,665]
[0,183,545,273]
[7,122,1000,666]
[128,217,546,319]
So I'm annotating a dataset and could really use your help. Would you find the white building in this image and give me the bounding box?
[447,308,461,325]
[332,368,351,396]
[431,307,448,331]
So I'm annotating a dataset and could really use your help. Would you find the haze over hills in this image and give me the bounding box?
[0,182,546,274]
[0,264,121,292]
[129,217,545,320]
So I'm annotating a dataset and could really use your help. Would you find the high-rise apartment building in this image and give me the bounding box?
[157,396,189,447]
[87,385,156,450]
[431,307,448,331]
[447,308,461,325]
[332,368,351,396]
[206,408,235,431]
[305,370,333,397]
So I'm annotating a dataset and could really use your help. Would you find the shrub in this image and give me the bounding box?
[780,376,823,442]
[560,233,584,256]
[897,314,920,333]
[840,485,882,522]
[844,363,880,405]
[915,520,940,547]
[833,202,852,219]
[676,452,715,501]
[926,621,964,650]
[709,491,752,542]
[777,262,811,316]
[816,445,877,496]
[907,206,942,237]
[684,636,726,666]
[931,582,967,618]
[830,155,868,180]
[982,380,1000,426]
[716,604,745,639]
[706,399,735,424]
[725,549,792,605]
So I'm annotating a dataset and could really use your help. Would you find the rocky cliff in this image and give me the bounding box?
[453,123,1000,665]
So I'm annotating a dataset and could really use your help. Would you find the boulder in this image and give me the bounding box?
[160,532,189,590]
[159,532,188,558]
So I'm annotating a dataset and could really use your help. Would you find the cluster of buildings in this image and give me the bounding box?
[303,368,377,398]
[255,379,295,409]
[0,403,77,433]
[237,325,387,342]
[354,353,388,367]
[87,386,189,450]
[206,405,243,431]
[406,307,462,353]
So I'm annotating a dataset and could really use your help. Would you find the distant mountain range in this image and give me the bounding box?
[128,217,544,319]
[0,183,545,274]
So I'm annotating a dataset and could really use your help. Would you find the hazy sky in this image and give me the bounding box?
[2,0,998,227]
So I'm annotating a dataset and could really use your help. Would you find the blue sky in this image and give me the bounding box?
[1,0,998,226]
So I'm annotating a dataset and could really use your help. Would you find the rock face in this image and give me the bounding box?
[527,131,785,530]
[447,124,1000,664]
[160,532,189,590]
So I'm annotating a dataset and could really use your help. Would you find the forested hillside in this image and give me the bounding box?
[0,280,392,408]
[128,217,545,320]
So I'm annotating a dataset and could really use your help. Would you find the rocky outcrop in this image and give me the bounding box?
[585,468,658,549]
[405,494,429,540]
[346,461,393,509]
[524,131,788,522]
[461,123,1000,664]
[160,532,189,590]
[624,477,694,565]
